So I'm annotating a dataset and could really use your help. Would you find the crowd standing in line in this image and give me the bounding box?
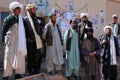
[2,1,120,80]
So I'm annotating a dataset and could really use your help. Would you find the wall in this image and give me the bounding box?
[107,0,120,23]
[48,0,107,38]
[0,0,120,39]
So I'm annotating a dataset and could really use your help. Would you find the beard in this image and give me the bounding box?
[87,35,93,39]
[51,20,56,24]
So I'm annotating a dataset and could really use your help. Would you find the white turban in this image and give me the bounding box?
[104,25,113,32]
[26,4,35,10]
[80,13,89,18]
[112,14,118,18]
[9,2,23,12]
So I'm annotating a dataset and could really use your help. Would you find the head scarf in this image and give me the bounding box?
[84,27,94,33]
[9,2,23,12]
[104,25,113,32]
[80,13,89,18]
[112,14,118,18]
[26,4,35,10]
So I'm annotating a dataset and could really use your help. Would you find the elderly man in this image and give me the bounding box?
[82,27,101,80]
[23,4,43,75]
[2,2,27,79]
[78,13,93,41]
[101,26,119,80]
[43,11,64,75]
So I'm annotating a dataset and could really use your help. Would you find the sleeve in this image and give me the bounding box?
[115,37,120,56]
[93,38,102,55]
[81,40,89,55]
[2,17,11,43]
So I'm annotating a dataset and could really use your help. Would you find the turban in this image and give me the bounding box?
[112,14,118,18]
[48,11,56,17]
[26,4,35,10]
[80,13,89,18]
[104,25,113,32]
[9,2,23,12]
[84,27,94,33]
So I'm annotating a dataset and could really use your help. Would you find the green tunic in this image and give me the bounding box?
[2,15,18,42]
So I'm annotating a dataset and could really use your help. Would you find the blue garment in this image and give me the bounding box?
[64,28,81,77]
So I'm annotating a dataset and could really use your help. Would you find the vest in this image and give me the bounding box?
[66,29,84,62]
[66,29,81,50]
[46,24,63,46]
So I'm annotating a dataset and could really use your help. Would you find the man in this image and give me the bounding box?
[109,14,120,37]
[23,4,43,75]
[64,18,81,80]
[78,13,93,41]
[82,27,101,80]
[101,26,119,80]
[43,11,64,74]
[2,2,27,79]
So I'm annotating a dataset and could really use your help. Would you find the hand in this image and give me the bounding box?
[102,39,107,44]
[88,52,94,57]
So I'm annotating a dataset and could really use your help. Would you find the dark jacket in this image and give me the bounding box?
[23,14,43,43]
[78,20,93,41]
[109,23,120,35]
[101,35,119,64]
[2,15,18,42]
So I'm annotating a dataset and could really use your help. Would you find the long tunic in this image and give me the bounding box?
[3,15,25,77]
[101,35,119,79]
[43,22,64,72]
[82,37,101,80]
[64,28,80,77]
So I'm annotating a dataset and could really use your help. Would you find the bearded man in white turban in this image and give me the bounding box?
[2,1,27,80]
[78,13,93,41]
[101,26,119,80]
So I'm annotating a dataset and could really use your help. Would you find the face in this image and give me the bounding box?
[87,31,93,37]
[81,16,88,21]
[112,17,118,23]
[71,21,77,29]
[51,14,56,23]
[29,7,36,15]
[13,7,21,16]
[105,28,112,36]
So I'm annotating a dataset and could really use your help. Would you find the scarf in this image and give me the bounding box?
[18,15,27,56]
[113,23,119,37]
[110,35,117,65]
[27,11,42,49]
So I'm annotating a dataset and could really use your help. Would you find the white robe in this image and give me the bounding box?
[4,24,26,77]
[43,22,64,72]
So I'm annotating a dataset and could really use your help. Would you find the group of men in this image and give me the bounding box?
[1,1,120,80]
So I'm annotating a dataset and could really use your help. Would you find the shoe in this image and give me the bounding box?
[14,74,22,79]
[48,71,55,75]
[55,70,62,74]
[75,76,80,80]
[67,76,71,80]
